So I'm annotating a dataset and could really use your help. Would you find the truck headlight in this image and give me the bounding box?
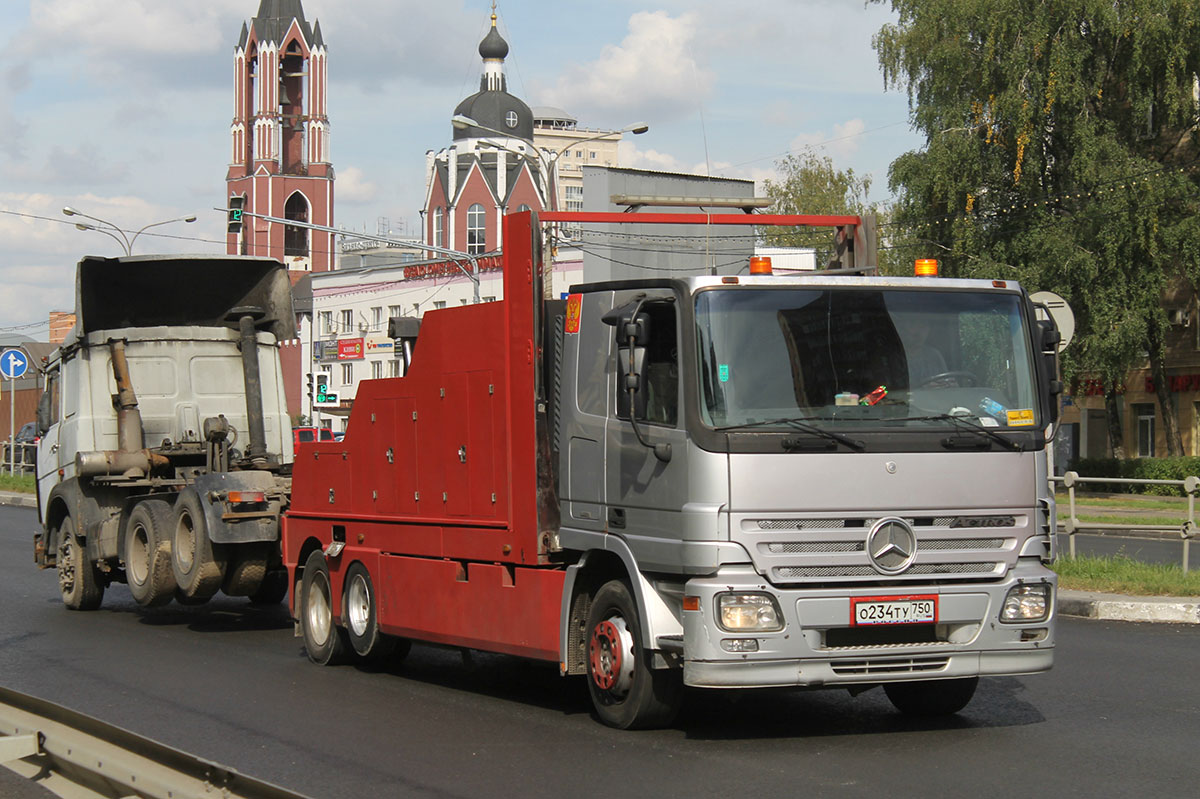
[716,593,784,632]
[1000,583,1051,623]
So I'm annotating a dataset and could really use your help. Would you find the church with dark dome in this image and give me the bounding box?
[423,10,549,256]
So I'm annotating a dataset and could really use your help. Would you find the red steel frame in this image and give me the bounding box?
[282,210,868,663]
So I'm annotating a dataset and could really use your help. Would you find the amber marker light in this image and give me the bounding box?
[914,258,939,277]
[227,491,266,504]
[749,256,773,275]
[683,596,701,612]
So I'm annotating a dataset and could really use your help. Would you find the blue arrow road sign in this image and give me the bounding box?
[0,348,29,379]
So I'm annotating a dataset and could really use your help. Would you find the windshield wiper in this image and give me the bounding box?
[901,414,1026,452]
[715,417,865,451]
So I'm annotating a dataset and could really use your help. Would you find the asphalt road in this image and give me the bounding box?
[2,505,1198,799]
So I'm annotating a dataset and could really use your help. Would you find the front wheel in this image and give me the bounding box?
[585,580,682,729]
[300,550,348,665]
[883,677,979,717]
[58,516,104,610]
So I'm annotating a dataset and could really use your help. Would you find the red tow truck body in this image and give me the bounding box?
[283,212,563,661]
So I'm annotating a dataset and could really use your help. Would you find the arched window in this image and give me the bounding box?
[467,203,486,255]
[284,192,310,257]
[432,207,443,249]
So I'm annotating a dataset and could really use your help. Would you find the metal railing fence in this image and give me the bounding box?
[3,442,35,476]
[1051,470,1197,573]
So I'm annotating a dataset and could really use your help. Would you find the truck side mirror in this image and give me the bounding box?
[603,304,652,420]
[36,390,51,436]
[1038,320,1063,424]
[603,300,670,462]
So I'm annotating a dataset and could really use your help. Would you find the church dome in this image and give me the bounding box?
[453,90,534,143]
[479,22,509,60]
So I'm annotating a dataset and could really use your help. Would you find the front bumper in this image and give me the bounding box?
[680,561,1056,689]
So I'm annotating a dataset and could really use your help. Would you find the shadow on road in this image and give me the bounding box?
[340,641,1047,737]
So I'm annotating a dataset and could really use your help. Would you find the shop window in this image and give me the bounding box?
[1135,403,1156,457]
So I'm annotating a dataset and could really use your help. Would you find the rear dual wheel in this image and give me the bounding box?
[586,580,682,729]
[171,488,226,602]
[300,550,349,665]
[124,500,176,607]
[343,563,395,662]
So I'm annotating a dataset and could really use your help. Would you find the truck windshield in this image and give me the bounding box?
[695,287,1039,432]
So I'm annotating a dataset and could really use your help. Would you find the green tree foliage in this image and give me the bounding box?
[873,0,1200,455]
[762,150,906,272]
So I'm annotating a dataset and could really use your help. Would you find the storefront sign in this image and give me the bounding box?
[365,335,394,354]
[337,338,364,360]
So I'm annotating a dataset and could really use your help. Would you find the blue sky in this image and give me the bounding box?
[0,0,923,337]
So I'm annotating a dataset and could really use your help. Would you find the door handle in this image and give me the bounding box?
[607,507,626,529]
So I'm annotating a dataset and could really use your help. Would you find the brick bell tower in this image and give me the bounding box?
[227,0,334,274]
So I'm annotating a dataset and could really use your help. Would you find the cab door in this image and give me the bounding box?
[36,365,62,524]
[602,291,689,570]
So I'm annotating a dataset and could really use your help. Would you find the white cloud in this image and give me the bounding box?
[541,11,713,121]
[789,119,868,161]
[335,166,380,205]
[617,142,778,194]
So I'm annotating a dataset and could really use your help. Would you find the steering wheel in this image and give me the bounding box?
[919,371,979,388]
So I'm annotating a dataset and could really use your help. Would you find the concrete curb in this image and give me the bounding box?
[1059,589,1200,624]
[0,491,36,509]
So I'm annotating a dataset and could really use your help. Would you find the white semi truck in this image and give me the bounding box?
[33,255,295,610]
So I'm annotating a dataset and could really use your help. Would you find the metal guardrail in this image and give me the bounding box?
[1051,470,1197,573]
[4,443,35,476]
[0,685,312,799]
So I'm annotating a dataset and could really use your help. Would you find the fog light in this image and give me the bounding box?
[1001,583,1051,622]
[716,593,784,632]
[721,638,760,653]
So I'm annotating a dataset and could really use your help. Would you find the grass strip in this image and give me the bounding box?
[1053,554,1200,597]
[1054,494,1188,512]
[1068,513,1187,528]
[0,473,36,493]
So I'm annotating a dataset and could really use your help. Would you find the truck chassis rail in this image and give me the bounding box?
[0,685,310,799]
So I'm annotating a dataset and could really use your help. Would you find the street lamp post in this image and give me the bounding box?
[63,206,197,256]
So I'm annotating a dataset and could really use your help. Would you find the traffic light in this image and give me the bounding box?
[306,372,314,399]
[314,373,339,407]
[227,195,246,234]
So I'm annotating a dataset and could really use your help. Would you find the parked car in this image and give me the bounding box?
[292,427,334,449]
[3,421,38,469]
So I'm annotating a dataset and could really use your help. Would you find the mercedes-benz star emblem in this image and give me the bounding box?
[867,518,917,574]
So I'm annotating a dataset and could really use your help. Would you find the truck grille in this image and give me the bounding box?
[734,512,1024,586]
[830,656,951,676]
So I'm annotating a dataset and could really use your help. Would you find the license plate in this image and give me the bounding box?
[851,595,938,626]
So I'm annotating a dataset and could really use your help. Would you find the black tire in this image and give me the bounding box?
[221,543,270,597]
[585,580,682,729]
[249,568,289,605]
[343,562,393,661]
[124,500,177,607]
[171,488,226,601]
[57,516,104,611]
[300,550,348,665]
[884,677,979,717]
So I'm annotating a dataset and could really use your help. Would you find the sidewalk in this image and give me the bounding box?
[0,490,35,509]
[1057,589,1200,624]
[4,489,1197,623]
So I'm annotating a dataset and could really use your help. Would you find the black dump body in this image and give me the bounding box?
[75,255,295,342]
